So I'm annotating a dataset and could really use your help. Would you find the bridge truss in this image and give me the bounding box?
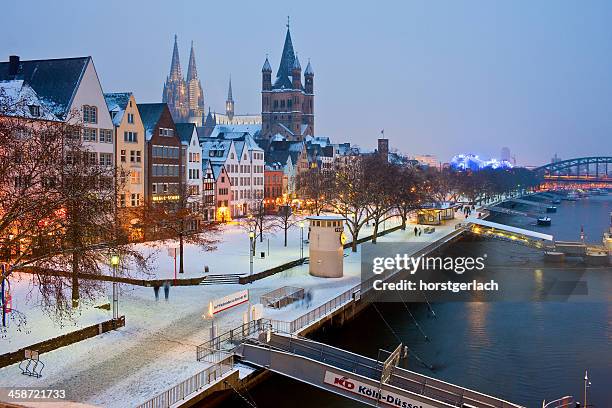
[534,156,612,186]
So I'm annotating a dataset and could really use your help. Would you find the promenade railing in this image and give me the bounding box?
[136,354,234,408]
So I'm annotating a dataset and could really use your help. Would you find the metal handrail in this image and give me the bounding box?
[135,354,234,408]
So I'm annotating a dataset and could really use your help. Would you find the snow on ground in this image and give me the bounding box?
[128,215,404,280]
[0,213,463,408]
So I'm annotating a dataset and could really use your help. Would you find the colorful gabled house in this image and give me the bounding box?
[104,92,146,239]
[212,163,231,222]
[176,122,203,214]
[137,103,182,204]
[0,55,115,171]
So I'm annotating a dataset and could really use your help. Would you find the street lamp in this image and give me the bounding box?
[248,231,255,275]
[584,370,591,408]
[299,221,305,259]
[110,254,120,321]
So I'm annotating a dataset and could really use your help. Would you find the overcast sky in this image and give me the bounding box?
[3,0,612,165]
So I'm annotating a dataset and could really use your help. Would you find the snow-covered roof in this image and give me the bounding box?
[208,123,262,139]
[262,57,272,73]
[137,103,167,141]
[0,56,90,119]
[0,80,59,120]
[292,54,301,70]
[104,92,131,127]
[305,60,314,76]
[175,122,197,144]
[201,138,233,163]
[307,215,345,221]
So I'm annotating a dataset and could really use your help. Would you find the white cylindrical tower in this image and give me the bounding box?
[307,215,345,278]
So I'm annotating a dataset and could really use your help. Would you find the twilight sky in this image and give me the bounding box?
[3,0,612,165]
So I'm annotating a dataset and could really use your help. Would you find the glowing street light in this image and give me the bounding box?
[299,221,305,258]
[110,254,120,321]
[248,231,255,275]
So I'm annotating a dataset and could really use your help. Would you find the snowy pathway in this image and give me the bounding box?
[0,215,464,407]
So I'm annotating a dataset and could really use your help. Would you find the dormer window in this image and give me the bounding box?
[28,105,40,117]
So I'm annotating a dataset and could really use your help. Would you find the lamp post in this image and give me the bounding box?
[248,231,255,275]
[299,221,305,259]
[584,370,591,408]
[110,254,120,321]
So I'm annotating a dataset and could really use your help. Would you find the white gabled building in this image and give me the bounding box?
[0,55,114,168]
[176,122,203,213]
[200,130,264,218]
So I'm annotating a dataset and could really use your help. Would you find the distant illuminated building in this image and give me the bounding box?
[450,154,513,171]
[501,147,511,162]
[414,154,439,168]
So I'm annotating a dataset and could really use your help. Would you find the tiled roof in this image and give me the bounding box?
[175,122,196,144]
[104,92,131,126]
[0,57,90,119]
[137,103,167,140]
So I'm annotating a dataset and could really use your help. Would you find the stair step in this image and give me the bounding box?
[200,274,243,285]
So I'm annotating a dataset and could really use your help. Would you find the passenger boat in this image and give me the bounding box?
[563,192,578,201]
[537,216,552,226]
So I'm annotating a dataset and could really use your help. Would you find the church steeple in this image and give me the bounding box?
[276,19,296,81]
[226,76,234,121]
[169,34,182,81]
[186,40,198,81]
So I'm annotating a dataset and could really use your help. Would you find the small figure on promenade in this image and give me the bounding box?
[153,286,160,300]
[163,281,170,301]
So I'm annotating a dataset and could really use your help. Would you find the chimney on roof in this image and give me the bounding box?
[8,55,20,77]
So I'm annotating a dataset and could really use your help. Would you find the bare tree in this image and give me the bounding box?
[330,158,370,252]
[296,166,333,215]
[392,166,426,230]
[362,155,395,243]
[239,199,276,256]
[1,90,150,317]
[141,184,219,275]
[271,204,299,247]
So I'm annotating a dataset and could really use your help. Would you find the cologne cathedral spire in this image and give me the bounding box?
[186,40,198,82]
[169,34,183,81]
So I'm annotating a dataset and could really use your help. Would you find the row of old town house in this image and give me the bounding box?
[0,29,408,239]
[1,27,398,239]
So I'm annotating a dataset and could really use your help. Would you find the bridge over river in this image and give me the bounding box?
[236,332,523,408]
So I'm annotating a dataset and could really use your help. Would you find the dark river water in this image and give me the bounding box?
[221,195,612,408]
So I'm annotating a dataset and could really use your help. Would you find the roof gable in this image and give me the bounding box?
[104,92,132,126]
[175,122,197,144]
[137,103,168,140]
[0,57,89,119]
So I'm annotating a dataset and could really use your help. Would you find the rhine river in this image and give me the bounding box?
[223,195,612,407]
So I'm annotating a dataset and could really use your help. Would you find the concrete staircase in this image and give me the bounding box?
[199,274,243,285]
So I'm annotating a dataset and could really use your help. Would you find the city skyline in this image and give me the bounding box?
[3,0,612,165]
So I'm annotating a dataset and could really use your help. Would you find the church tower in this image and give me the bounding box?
[162,35,189,122]
[186,41,205,124]
[261,20,315,140]
[225,76,234,121]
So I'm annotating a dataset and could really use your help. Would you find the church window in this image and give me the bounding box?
[281,100,285,108]
[287,99,292,108]
[274,100,278,109]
